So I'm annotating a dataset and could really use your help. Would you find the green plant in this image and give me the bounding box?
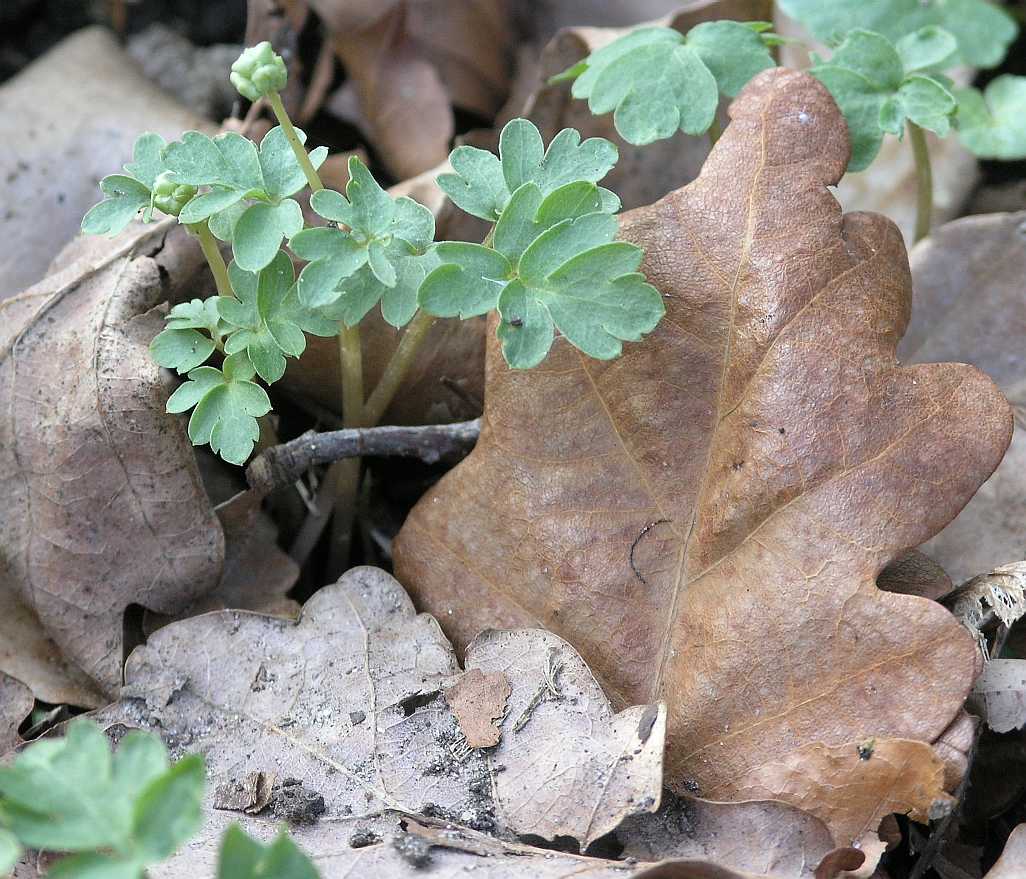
[559,2,1026,242]
[0,718,318,879]
[82,41,664,468]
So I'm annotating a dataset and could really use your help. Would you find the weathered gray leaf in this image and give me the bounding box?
[0,223,224,695]
[617,793,839,878]
[0,672,32,754]
[903,212,1026,583]
[969,659,1026,733]
[94,567,666,855]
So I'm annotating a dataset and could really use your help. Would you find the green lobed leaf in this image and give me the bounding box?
[419,243,511,318]
[178,188,245,225]
[81,175,152,236]
[150,328,216,373]
[310,156,395,238]
[232,199,303,271]
[556,21,774,145]
[123,133,168,189]
[220,253,334,384]
[208,201,249,242]
[217,826,318,879]
[322,247,441,328]
[956,75,1026,159]
[168,352,271,465]
[810,29,956,171]
[681,20,775,97]
[0,718,202,878]
[895,26,959,73]
[778,0,1017,69]
[258,125,328,201]
[161,131,265,193]
[439,118,618,221]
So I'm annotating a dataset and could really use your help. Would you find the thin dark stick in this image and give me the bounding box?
[247,419,481,494]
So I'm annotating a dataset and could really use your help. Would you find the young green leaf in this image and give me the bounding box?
[232,199,303,271]
[220,253,336,383]
[552,22,774,145]
[778,0,1017,69]
[956,76,1026,159]
[258,126,329,201]
[294,156,435,315]
[438,118,619,221]
[81,133,175,236]
[322,248,441,328]
[217,826,319,879]
[0,719,204,879]
[150,328,217,373]
[421,205,663,368]
[166,352,272,465]
[895,26,959,73]
[810,29,957,170]
[162,131,265,192]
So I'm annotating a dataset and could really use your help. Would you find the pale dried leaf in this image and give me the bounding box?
[395,70,1009,835]
[985,824,1026,879]
[903,213,1026,583]
[0,223,224,695]
[968,659,1026,733]
[0,672,32,754]
[94,567,666,853]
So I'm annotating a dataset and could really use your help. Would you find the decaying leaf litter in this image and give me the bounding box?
[4,0,1026,877]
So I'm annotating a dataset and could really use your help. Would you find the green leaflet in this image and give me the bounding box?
[438,118,619,221]
[553,22,774,146]
[777,0,1017,69]
[166,352,272,465]
[0,719,204,879]
[217,826,319,879]
[219,252,337,384]
[956,76,1026,159]
[810,29,957,171]
[293,156,435,323]
[163,126,326,269]
[0,829,20,875]
[81,133,170,236]
[420,199,663,368]
[150,298,227,374]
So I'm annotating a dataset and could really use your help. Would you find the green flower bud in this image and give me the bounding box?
[230,41,288,101]
[152,171,197,217]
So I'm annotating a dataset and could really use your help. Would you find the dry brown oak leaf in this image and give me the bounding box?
[94,567,667,853]
[394,68,1012,823]
[0,222,223,696]
[0,672,33,755]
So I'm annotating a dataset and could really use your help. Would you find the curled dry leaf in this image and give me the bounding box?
[876,550,952,601]
[985,824,1026,879]
[902,213,1026,583]
[0,223,224,696]
[945,562,1026,653]
[522,0,772,213]
[969,660,1026,734]
[395,69,1011,837]
[0,672,32,754]
[93,567,666,855]
[0,27,214,301]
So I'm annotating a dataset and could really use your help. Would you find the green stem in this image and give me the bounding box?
[362,309,436,428]
[267,90,323,192]
[908,121,933,244]
[338,323,364,428]
[187,221,232,297]
[707,116,723,147]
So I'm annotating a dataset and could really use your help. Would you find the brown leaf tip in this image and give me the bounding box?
[444,667,512,749]
[726,68,851,187]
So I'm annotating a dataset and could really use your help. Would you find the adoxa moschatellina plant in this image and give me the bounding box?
[82,41,665,467]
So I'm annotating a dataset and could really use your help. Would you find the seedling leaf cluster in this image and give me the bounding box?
[0,719,317,879]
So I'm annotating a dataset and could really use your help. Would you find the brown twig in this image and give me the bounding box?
[247,419,480,494]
